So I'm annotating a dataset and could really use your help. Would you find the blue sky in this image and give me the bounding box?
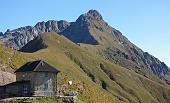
[0,0,170,67]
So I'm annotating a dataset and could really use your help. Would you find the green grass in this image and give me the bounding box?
[76,99,86,103]
[1,32,170,103]
[33,97,86,103]
[34,98,65,103]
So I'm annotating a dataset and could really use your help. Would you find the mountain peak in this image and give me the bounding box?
[87,9,103,20]
[84,9,103,21]
[76,10,103,24]
[0,32,3,36]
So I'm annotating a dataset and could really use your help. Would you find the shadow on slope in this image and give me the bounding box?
[19,35,47,53]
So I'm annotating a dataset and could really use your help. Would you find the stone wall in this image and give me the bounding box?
[16,72,34,91]
[0,81,31,99]
[0,70,16,86]
[16,72,57,96]
[5,82,31,97]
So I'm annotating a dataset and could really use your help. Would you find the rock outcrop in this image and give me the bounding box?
[0,32,3,36]
[1,20,70,49]
[0,64,16,85]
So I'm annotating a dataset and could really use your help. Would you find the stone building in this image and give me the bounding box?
[0,60,60,98]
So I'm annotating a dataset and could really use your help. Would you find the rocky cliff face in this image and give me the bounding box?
[1,20,70,49]
[34,20,70,33]
[61,10,116,45]
[0,64,16,85]
[0,10,170,83]
[0,32,3,36]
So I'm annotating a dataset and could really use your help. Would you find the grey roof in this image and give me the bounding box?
[15,60,60,73]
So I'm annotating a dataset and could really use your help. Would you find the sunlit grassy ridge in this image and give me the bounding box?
[1,32,170,103]
[0,44,29,69]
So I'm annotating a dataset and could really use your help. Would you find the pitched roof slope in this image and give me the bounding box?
[15,60,60,73]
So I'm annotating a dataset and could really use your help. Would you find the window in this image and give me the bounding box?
[44,83,48,91]
[23,85,29,94]
[44,72,48,77]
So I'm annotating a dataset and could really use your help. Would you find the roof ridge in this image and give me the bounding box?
[15,60,60,73]
[33,60,43,71]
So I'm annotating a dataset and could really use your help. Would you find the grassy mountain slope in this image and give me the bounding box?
[17,32,170,103]
[1,32,170,103]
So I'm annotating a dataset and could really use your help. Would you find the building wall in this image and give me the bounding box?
[16,72,57,96]
[0,86,5,98]
[0,82,31,99]
[5,83,31,97]
[16,72,34,91]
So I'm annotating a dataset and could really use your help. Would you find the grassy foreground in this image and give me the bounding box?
[34,98,86,103]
